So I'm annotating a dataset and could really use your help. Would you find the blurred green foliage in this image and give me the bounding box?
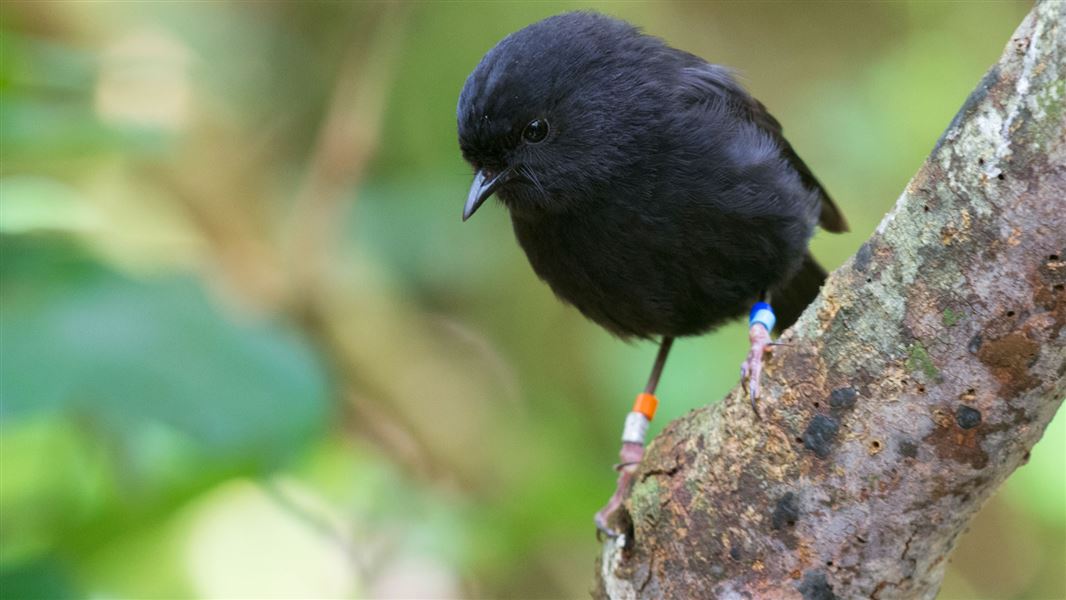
[1,1,1061,599]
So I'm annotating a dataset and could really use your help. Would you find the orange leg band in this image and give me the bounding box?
[632,392,659,420]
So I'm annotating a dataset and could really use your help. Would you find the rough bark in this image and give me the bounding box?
[597,3,1065,599]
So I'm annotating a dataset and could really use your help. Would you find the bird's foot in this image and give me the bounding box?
[595,441,644,539]
[741,301,777,417]
[740,323,773,412]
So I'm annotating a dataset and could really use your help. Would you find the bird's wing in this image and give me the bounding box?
[678,63,849,233]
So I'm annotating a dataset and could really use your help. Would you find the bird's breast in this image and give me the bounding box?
[509,206,752,339]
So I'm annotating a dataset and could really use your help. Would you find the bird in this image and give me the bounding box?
[456,11,847,536]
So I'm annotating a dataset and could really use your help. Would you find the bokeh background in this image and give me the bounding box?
[1,1,1062,598]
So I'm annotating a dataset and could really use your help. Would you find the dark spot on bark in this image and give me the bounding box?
[956,405,982,429]
[803,415,839,459]
[923,406,989,469]
[871,440,881,449]
[1006,310,1015,317]
[1033,256,1065,337]
[854,242,873,272]
[1050,254,1060,261]
[798,571,837,600]
[978,157,985,165]
[826,560,834,567]
[977,331,1040,394]
[795,437,804,445]
[898,439,919,459]
[772,492,800,530]
[1023,450,1031,462]
[729,546,742,561]
[923,205,930,212]
[813,402,820,408]
[997,173,1006,181]
[829,387,857,409]
[968,334,983,354]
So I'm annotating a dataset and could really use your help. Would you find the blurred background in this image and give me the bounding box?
[1,1,1061,598]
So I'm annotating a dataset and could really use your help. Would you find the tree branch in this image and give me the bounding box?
[597,3,1065,598]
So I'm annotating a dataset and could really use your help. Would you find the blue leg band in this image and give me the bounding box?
[749,301,776,333]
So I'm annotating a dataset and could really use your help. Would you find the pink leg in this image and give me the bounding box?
[740,314,774,417]
[595,337,673,538]
[594,442,644,537]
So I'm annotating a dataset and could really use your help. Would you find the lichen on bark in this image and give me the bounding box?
[597,2,1066,598]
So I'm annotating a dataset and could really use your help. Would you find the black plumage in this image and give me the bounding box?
[457,11,846,341]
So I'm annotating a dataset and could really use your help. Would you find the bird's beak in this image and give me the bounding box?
[463,168,513,221]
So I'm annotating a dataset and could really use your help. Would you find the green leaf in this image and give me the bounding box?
[0,237,329,455]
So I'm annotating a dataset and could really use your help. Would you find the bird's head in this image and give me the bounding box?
[457,12,665,221]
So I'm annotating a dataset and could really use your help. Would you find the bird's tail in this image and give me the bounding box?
[770,253,827,333]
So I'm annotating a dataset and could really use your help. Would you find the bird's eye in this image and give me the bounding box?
[522,119,549,143]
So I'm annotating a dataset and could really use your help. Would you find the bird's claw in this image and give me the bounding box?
[594,466,633,539]
[595,442,644,539]
[595,514,620,541]
[740,323,774,416]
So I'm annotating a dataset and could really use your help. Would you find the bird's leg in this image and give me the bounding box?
[595,336,673,539]
[740,298,777,417]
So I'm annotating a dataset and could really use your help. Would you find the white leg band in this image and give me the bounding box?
[621,411,650,444]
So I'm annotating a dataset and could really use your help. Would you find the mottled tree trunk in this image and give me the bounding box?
[597,3,1065,598]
